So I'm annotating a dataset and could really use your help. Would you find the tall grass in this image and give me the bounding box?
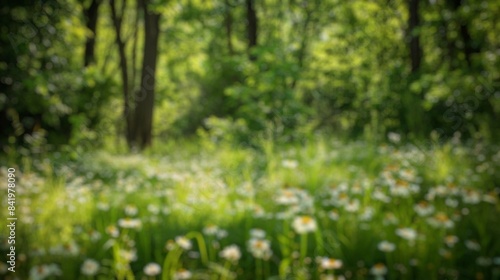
[0,138,499,279]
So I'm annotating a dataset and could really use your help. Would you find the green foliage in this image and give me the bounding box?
[1,0,116,153]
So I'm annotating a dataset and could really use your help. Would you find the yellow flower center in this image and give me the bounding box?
[301,216,312,224]
[435,213,449,222]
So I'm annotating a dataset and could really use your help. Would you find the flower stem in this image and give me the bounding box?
[256,258,263,280]
[300,233,308,267]
[221,261,231,280]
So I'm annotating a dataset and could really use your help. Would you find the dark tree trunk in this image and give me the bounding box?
[131,0,140,89]
[408,0,422,73]
[110,0,133,148]
[246,0,258,60]
[460,24,476,67]
[83,0,101,66]
[133,0,160,150]
[291,7,313,89]
[447,0,480,68]
[224,0,234,55]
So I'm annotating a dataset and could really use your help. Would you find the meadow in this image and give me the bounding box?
[1,138,499,280]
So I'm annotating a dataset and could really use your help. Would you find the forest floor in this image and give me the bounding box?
[1,139,499,280]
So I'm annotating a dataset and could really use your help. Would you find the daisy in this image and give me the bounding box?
[30,265,51,280]
[388,132,401,143]
[252,205,266,218]
[147,204,160,215]
[465,240,481,251]
[30,264,61,280]
[275,189,299,205]
[124,205,138,216]
[118,218,142,229]
[96,202,110,211]
[462,189,481,204]
[390,180,412,197]
[320,274,346,280]
[444,235,459,247]
[203,224,219,236]
[88,229,102,242]
[360,207,374,221]
[249,228,266,239]
[216,229,228,239]
[174,268,192,280]
[175,236,192,250]
[370,263,388,279]
[220,245,241,262]
[248,238,272,259]
[445,198,459,208]
[439,248,452,259]
[378,241,396,252]
[282,159,299,169]
[414,201,434,216]
[396,228,417,242]
[143,263,161,276]
[483,192,498,204]
[427,212,454,228]
[328,210,339,221]
[344,199,360,212]
[292,215,318,234]
[81,259,100,276]
[165,240,175,251]
[476,257,492,266]
[383,213,399,225]
[320,257,343,270]
[119,249,137,262]
[373,190,391,203]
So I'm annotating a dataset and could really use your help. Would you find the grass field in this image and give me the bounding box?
[1,139,499,280]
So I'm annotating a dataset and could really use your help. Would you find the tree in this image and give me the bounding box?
[246,0,258,60]
[224,0,234,55]
[83,0,101,67]
[408,0,422,73]
[446,0,480,68]
[132,0,161,150]
[110,0,134,148]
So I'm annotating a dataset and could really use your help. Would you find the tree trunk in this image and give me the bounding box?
[246,0,257,60]
[83,0,101,67]
[291,6,313,89]
[133,0,160,150]
[224,0,234,55]
[404,0,427,137]
[408,0,422,73]
[131,0,140,89]
[447,0,480,68]
[110,0,133,148]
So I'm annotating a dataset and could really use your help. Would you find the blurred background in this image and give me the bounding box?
[1,1,500,279]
